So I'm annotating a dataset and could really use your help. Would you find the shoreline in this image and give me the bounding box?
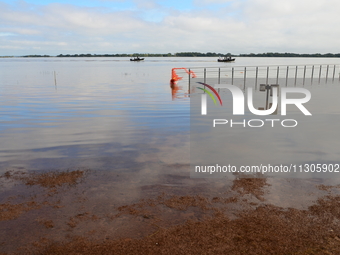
[2,53,340,58]
[1,169,340,254]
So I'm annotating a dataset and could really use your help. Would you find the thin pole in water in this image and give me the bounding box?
[255,66,258,90]
[54,71,57,89]
[318,65,322,84]
[243,67,246,91]
[232,67,234,85]
[188,68,191,93]
[204,68,206,83]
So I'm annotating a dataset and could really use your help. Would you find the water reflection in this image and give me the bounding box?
[170,82,180,100]
[191,80,340,179]
[2,58,340,252]
[1,57,340,185]
[0,58,190,173]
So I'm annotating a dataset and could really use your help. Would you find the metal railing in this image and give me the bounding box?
[174,64,340,92]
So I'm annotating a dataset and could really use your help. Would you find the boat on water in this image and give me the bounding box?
[130,57,144,61]
[217,56,235,62]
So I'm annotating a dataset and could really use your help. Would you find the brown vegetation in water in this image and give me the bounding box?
[0,169,87,222]
[0,201,40,221]
[36,219,55,229]
[231,175,270,200]
[2,169,87,189]
[1,171,340,254]
[33,196,340,255]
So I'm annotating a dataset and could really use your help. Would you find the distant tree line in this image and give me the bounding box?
[23,55,51,57]
[55,52,232,57]
[239,52,340,57]
[20,52,233,58]
[173,52,232,57]
[18,52,340,58]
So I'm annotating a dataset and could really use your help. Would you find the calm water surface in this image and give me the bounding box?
[1,57,340,199]
[0,57,194,171]
[2,57,340,251]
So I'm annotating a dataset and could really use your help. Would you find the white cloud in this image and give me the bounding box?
[193,0,233,5]
[0,0,339,55]
[1,28,41,35]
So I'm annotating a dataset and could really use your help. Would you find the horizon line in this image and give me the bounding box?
[2,52,340,58]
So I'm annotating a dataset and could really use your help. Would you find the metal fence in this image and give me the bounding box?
[174,64,340,93]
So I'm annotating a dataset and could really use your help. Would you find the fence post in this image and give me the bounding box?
[204,68,206,83]
[232,67,234,85]
[255,66,258,90]
[243,67,247,90]
[294,66,298,86]
[188,68,191,93]
[318,65,322,84]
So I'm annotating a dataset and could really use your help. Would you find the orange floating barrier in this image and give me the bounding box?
[170,68,196,84]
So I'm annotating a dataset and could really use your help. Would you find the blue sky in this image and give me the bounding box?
[0,0,339,56]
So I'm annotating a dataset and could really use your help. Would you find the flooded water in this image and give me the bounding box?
[1,57,339,172]
[0,57,191,172]
[1,57,340,253]
[1,57,340,186]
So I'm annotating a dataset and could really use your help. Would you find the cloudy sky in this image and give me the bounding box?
[0,0,339,56]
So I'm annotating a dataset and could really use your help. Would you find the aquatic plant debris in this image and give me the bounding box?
[2,169,88,189]
[1,170,340,254]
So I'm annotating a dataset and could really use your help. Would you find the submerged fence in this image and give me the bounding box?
[173,64,340,92]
